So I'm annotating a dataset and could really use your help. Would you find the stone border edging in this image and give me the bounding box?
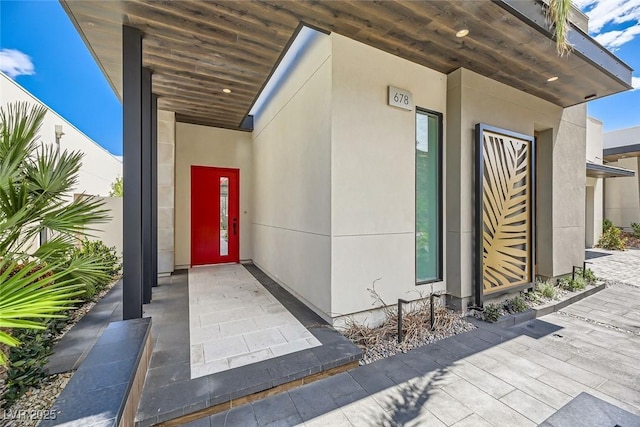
[491,282,607,327]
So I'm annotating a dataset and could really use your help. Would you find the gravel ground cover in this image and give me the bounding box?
[341,293,475,365]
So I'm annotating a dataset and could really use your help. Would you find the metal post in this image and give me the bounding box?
[572,265,578,281]
[582,261,591,278]
[151,93,158,287]
[142,67,152,305]
[122,25,143,320]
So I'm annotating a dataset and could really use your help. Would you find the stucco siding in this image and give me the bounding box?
[251,33,333,317]
[330,34,447,318]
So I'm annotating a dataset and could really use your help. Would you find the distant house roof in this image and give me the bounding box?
[603,126,640,161]
[586,161,635,178]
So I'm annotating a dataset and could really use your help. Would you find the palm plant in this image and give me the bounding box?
[548,0,573,56]
[0,102,111,365]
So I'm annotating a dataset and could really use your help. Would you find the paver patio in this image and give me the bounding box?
[189,277,640,426]
[189,265,320,378]
[586,247,640,287]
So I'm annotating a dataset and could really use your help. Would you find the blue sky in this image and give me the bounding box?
[0,0,122,155]
[0,0,639,156]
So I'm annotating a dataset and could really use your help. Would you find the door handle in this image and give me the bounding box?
[233,218,237,235]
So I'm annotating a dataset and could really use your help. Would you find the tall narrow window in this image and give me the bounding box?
[416,109,442,283]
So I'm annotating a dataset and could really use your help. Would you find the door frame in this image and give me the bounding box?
[190,165,240,266]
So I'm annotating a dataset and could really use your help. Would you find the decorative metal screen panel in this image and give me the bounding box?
[475,125,535,299]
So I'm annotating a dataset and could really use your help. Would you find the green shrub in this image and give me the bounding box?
[603,218,613,233]
[483,303,502,322]
[506,296,528,313]
[525,290,541,303]
[632,222,640,238]
[109,176,123,197]
[597,226,627,250]
[72,239,121,278]
[4,317,68,405]
[536,280,557,299]
[559,275,586,291]
[66,239,121,298]
[583,268,597,284]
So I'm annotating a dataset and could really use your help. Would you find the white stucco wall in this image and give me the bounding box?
[251,31,333,318]
[604,157,640,228]
[603,127,640,229]
[91,196,123,255]
[585,117,603,247]
[174,123,253,268]
[330,34,447,319]
[0,72,122,197]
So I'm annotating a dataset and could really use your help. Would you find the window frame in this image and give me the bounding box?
[415,107,444,285]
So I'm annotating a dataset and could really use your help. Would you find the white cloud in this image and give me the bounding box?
[577,0,640,49]
[0,48,35,78]
[632,76,640,90]
[595,23,640,48]
[584,0,640,33]
[573,0,597,9]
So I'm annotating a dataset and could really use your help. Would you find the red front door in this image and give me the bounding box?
[191,166,240,266]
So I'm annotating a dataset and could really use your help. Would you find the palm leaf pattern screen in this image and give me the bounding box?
[481,130,531,293]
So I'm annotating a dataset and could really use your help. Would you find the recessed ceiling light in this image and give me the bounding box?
[456,29,469,38]
[222,88,232,93]
[547,76,559,82]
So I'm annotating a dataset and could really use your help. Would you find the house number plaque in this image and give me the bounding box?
[388,86,413,111]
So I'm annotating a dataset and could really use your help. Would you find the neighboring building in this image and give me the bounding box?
[62,1,633,323]
[584,118,635,248]
[0,71,123,252]
[603,126,640,230]
[0,71,122,197]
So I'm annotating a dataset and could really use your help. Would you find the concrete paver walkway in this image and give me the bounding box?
[586,248,640,287]
[189,265,320,378]
[188,281,640,426]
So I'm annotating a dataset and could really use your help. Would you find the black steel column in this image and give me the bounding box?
[122,25,143,320]
[151,93,158,287]
[142,67,153,304]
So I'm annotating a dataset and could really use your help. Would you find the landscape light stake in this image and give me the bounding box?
[397,299,409,343]
[583,261,592,278]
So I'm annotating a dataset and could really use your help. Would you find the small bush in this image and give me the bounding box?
[109,176,123,197]
[632,222,640,238]
[506,296,528,314]
[603,218,613,233]
[3,317,68,406]
[483,303,502,322]
[64,239,121,298]
[536,280,557,299]
[559,276,586,291]
[525,290,541,304]
[597,226,627,250]
[583,268,597,284]
[73,239,121,278]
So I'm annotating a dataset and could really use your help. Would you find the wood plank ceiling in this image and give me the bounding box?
[62,0,631,130]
